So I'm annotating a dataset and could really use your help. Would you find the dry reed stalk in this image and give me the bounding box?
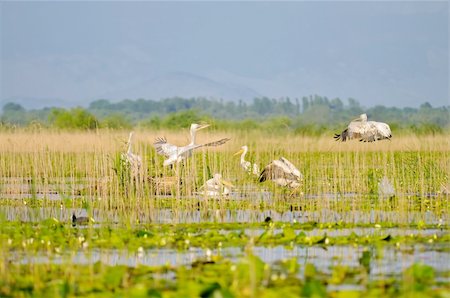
[0,130,448,224]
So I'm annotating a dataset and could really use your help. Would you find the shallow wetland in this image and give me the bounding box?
[0,131,449,297]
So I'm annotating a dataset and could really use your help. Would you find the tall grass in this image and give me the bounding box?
[0,130,448,225]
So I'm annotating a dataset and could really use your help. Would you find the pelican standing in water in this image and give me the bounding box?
[198,173,234,197]
[154,123,230,166]
[259,157,303,188]
[121,131,142,174]
[234,145,260,176]
[334,113,392,142]
[378,176,395,199]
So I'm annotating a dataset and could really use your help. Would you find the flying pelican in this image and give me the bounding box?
[198,173,234,196]
[234,145,260,175]
[334,113,392,142]
[154,123,230,166]
[259,157,303,188]
[121,132,142,173]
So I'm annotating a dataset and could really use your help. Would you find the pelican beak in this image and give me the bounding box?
[196,123,210,131]
[220,179,234,188]
[233,149,244,156]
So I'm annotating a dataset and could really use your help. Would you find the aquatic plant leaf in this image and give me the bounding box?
[359,250,371,273]
[282,227,296,241]
[236,254,266,287]
[403,263,435,292]
[257,229,273,243]
[147,289,162,298]
[103,266,127,290]
[200,282,234,298]
[304,263,318,280]
[301,279,327,298]
[329,265,350,285]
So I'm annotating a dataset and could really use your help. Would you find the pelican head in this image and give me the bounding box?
[189,123,210,145]
[213,173,234,188]
[233,145,248,157]
[190,123,210,132]
[352,113,368,122]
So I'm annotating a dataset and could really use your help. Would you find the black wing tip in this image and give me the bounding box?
[153,137,167,144]
[258,169,268,183]
[203,137,231,147]
[334,129,348,142]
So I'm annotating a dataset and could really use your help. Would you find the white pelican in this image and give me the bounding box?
[378,176,395,198]
[198,173,234,196]
[154,123,230,166]
[234,145,260,175]
[121,132,142,173]
[259,157,303,188]
[334,113,392,142]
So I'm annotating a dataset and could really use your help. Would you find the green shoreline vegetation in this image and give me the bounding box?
[1,96,449,135]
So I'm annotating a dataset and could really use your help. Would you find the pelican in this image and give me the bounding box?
[234,145,260,175]
[121,132,142,173]
[154,123,230,166]
[334,113,392,142]
[259,157,303,188]
[378,176,395,198]
[198,173,234,197]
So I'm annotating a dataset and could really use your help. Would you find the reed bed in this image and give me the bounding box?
[0,130,448,225]
[0,130,449,297]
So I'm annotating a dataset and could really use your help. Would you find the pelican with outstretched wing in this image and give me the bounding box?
[259,157,303,188]
[121,131,142,173]
[198,173,234,197]
[234,145,260,176]
[153,123,230,166]
[334,113,392,142]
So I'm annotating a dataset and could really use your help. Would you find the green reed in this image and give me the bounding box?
[0,131,448,225]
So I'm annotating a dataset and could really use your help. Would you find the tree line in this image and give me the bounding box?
[1,96,449,135]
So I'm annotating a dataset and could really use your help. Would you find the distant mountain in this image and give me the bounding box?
[0,96,73,110]
[99,71,261,101]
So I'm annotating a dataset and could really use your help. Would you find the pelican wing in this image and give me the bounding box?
[155,137,230,167]
[279,157,303,180]
[335,116,392,142]
[201,138,231,147]
[259,158,301,184]
[335,121,364,141]
[153,137,179,158]
[176,137,230,160]
[359,121,392,142]
[127,152,142,167]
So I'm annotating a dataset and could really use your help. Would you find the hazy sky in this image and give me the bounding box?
[1,1,448,109]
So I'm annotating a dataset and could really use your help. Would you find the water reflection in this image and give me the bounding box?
[0,205,446,225]
[11,243,450,279]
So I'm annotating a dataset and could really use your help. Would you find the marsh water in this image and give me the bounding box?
[1,177,449,294]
